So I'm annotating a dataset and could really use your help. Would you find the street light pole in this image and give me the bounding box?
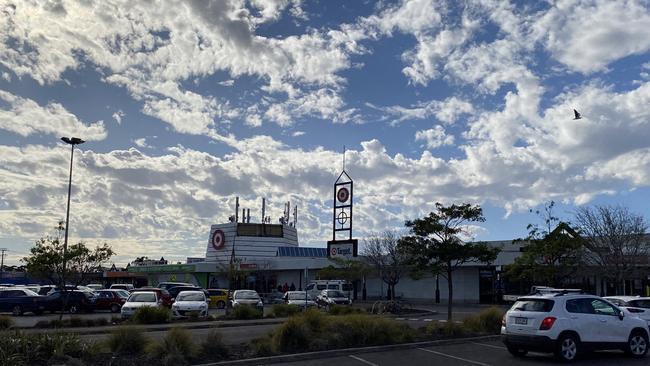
[60,137,84,285]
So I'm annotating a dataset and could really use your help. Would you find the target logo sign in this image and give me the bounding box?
[337,187,350,203]
[211,229,225,250]
[330,247,337,256]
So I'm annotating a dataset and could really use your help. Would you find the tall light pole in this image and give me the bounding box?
[61,137,84,285]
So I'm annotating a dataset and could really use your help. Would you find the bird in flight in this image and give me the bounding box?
[573,109,582,120]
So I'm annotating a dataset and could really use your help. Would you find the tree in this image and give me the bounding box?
[574,205,649,295]
[23,223,114,318]
[399,203,500,320]
[362,231,409,300]
[506,201,585,287]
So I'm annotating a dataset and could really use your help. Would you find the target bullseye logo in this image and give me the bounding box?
[330,247,337,256]
[337,187,349,202]
[211,229,225,250]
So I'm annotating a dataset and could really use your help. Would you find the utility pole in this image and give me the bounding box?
[0,248,6,280]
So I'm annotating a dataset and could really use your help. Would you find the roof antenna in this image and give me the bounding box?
[342,145,346,172]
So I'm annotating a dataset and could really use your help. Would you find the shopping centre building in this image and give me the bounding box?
[127,169,650,303]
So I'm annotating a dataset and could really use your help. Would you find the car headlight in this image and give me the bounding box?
[257,300,263,307]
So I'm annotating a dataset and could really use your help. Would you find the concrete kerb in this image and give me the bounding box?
[19,318,288,335]
[194,335,503,366]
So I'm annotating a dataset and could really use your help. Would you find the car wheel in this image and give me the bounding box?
[506,344,528,357]
[12,305,23,316]
[69,305,79,314]
[555,334,579,362]
[626,330,649,358]
[110,304,120,313]
[217,300,225,309]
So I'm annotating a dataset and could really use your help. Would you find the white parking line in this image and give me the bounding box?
[349,355,379,366]
[423,319,433,322]
[470,342,507,350]
[395,318,405,320]
[417,348,492,366]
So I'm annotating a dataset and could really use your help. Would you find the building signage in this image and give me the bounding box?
[128,264,195,273]
[327,239,358,259]
[211,229,225,250]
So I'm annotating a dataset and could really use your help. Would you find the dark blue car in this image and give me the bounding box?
[41,290,97,314]
[0,288,44,315]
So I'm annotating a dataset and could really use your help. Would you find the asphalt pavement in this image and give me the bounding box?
[272,339,650,366]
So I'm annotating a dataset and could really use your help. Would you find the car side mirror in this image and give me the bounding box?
[619,312,625,321]
[206,298,211,302]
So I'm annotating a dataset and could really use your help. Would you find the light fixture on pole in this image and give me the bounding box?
[60,136,84,284]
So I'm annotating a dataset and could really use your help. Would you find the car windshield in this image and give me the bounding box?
[177,292,205,301]
[116,290,130,298]
[629,300,650,308]
[129,293,156,302]
[235,291,259,299]
[22,289,40,296]
[288,292,311,300]
[327,291,346,298]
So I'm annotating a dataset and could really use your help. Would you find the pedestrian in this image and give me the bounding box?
[290,282,296,291]
[282,282,289,292]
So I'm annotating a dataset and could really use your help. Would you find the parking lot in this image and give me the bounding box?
[275,339,650,366]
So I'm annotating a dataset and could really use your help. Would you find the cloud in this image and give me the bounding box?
[133,138,151,149]
[415,126,455,149]
[0,90,107,140]
[371,96,474,125]
[292,131,305,137]
[112,110,124,125]
[533,0,650,74]
[218,80,235,87]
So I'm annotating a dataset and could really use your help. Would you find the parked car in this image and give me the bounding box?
[135,287,173,307]
[231,290,263,311]
[41,290,97,314]
[95,289,128,313]
[120,291,162,319]
[206,289,228,309]
[306,280,353,300]
[316,290,351,308]
[502,293,650,362]
[283,291,317,308]
[0,288,44,315]
[168,285,206,300]
[172,290,209,318]
[37,285,57,296]
[158,282,194,291]
[604,296,650,324]
[110,284,135,291]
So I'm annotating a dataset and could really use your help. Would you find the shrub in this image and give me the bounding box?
[148,327,196,366]
[269,310,413,353]
[426,321,467,338]
[106,326,150,356]
[0,330,92,365]
[231,305,262,320]
[0,315,13,330]
[131,306,171,324]
[199,330,229,361]
[328,305,364,315]
[271,304,302,318]
[272,317,313,353]
[251,335,275,357]
[462,307,505,335]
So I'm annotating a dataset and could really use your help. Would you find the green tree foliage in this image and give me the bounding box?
[505,201,585,288]
[23,222,114,293]
[399,203,500,320]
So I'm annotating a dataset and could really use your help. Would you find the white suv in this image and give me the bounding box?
[501,294,649,362]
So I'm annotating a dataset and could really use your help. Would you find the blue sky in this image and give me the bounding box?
[1,0,650,265]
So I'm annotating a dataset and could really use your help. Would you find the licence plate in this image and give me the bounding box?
[515,317,528,325]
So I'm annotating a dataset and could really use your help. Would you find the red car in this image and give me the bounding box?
[95,290,128,313]
[136,287,173,307]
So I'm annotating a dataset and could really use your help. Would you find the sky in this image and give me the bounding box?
[1,0,650,266]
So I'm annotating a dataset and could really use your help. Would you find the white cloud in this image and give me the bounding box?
[415,126,455,149]
[532,0,650,74]
[1,72,10,82]
[292,131,305,137]
[0,90,107,140]
[218,80,235,87]
[112,110,124,125]
[133,138,150,148]
[372,96,474,125]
